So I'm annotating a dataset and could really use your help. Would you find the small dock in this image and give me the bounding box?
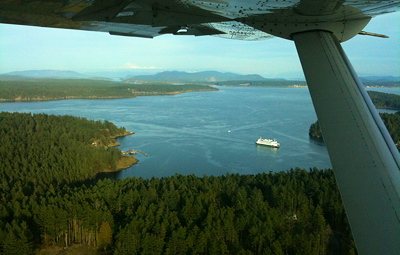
[122,150,149,157]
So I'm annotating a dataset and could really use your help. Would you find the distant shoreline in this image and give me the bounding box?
[211,84,308,88]
[0,96,135,102]
[0,89,217,102]
[0,78,218,102]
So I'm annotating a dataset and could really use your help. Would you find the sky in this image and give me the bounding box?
[0,12,399,79]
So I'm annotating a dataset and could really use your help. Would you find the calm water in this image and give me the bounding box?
[1,86,398,179]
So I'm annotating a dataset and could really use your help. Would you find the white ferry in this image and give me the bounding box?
[256,137,280,148]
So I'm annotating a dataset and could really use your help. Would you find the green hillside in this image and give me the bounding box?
[0,112,355,254]
[0,78,218,101]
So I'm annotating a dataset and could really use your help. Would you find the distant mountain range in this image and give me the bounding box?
[1,70,278,82]
[124,71,270,83]
[1,70,399,85]
[2,70,88,79]
[360,76,400,82]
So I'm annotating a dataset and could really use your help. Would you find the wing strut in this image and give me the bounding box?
[293,30,400,255]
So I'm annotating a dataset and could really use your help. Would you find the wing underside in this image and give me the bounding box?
[0,1,398,41]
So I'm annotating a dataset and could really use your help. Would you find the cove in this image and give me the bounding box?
[1,86,339,178]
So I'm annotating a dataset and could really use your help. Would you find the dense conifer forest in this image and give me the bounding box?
[0,112,356,254]
[366,91,400,109]
[0,112,131,184]
[309,121,324,142]
[377,112,400,146]
[0,79,217,101]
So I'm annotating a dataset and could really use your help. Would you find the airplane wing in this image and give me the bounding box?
[0,0,398,41]
[0,0,274,40]
[1,1,400,254]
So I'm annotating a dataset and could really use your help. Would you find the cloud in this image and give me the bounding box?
[119,63,159,69]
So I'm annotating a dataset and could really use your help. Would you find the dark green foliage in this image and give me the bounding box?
[0,112,125,185]
[0,79,218,101]
[367,91,400,109]
[1,169,356,254]
[380,112,400,146]
[0,112,356,254]
[309,121,323,141]
[2,221,33,255]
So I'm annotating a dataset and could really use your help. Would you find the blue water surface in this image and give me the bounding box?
[7,86,392,178]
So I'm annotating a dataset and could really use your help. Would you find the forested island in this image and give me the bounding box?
[0,112,356,254]
[0,112,137,183]
[309,91,400,144]
[366,91,400,109]
[0,78,218,102]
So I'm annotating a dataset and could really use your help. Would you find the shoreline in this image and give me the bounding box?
[102,131,139,173]
[0,95,136,102]
[0,89,218,102]
[111,131,135,139]
[117,156,139,171]
[106,131,135,147]
[211,85,308,88]
[98,155,139,173]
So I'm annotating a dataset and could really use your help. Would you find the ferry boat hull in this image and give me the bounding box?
[256,137,280,148]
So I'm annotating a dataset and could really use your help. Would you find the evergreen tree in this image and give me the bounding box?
[98,221,113,250]
[0,112,358,254]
